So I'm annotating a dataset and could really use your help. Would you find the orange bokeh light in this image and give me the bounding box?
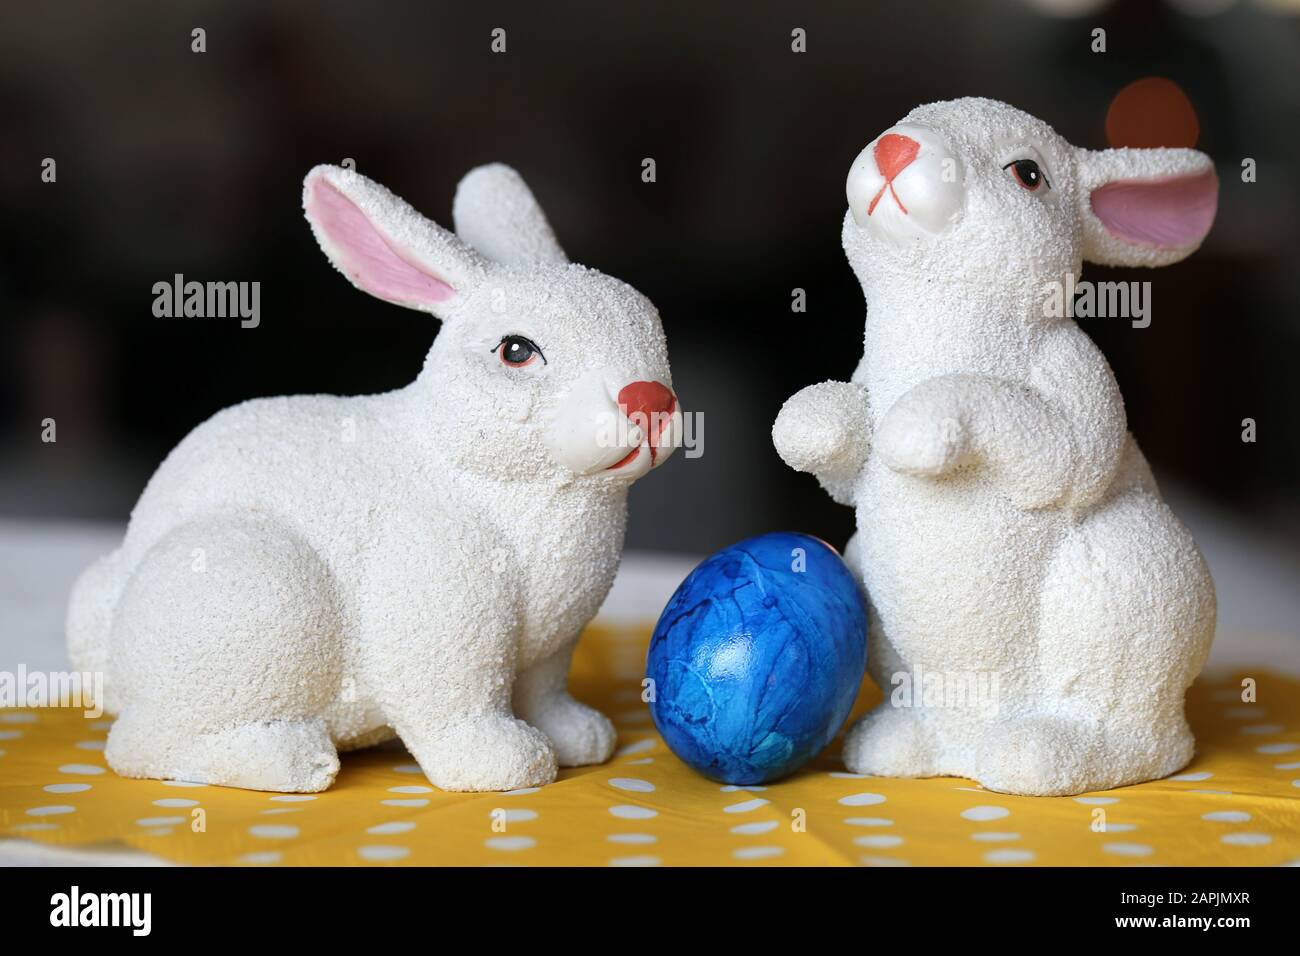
[1105,77,1200,149]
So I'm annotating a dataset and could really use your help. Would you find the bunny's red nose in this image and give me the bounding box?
[618,381,676,449]
[875,133,920,182]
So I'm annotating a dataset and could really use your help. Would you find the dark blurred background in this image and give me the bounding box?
[1,0,1297,556]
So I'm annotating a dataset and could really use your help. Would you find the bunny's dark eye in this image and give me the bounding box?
[494,335,545,368]
[1004,159,1049,192]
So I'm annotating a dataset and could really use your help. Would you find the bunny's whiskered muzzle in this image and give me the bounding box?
[543,369,680,480]
[847,123,966,244]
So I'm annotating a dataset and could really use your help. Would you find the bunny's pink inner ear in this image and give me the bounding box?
[1089,169,1218,251]
[306,175,456,305]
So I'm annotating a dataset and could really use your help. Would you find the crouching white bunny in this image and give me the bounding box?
[773,98,1218,796]
[67,163,681,792]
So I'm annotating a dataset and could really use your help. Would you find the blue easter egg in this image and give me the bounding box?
[646,532,868,784]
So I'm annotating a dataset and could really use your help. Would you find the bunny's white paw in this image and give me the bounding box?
[107,711,340,793]
[842,706,939,778]
[521,695,617,767]
[772,382,869,476]
[876,394,967,477]
[977,715,1196,796]
[975,716,1101,796]
[412,715,557,792]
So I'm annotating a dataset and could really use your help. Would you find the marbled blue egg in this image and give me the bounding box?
[646,532,868,784]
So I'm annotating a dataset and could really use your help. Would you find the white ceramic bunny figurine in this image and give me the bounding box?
[773,98,1218,796]
[68,163,680,792]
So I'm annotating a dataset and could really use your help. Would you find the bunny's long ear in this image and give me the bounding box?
[452,164,568,267]
[1076,148,1218,268]
[303,165,487,320]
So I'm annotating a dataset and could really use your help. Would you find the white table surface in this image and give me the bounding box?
[2,499,1297,865]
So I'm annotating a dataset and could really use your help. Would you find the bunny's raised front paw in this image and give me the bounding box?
[876,391,968,477]
[772,382,870,477]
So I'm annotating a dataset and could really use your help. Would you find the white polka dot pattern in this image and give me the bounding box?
[0,646,1296,866]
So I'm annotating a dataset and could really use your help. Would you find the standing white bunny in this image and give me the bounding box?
[773,98,1218,796]
[67,163,680,792]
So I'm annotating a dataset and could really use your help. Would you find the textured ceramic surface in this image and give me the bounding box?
[774,98,1219,796]
[67,164,679,793]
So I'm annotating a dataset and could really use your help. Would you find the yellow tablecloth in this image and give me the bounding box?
[2,623,1298,866]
